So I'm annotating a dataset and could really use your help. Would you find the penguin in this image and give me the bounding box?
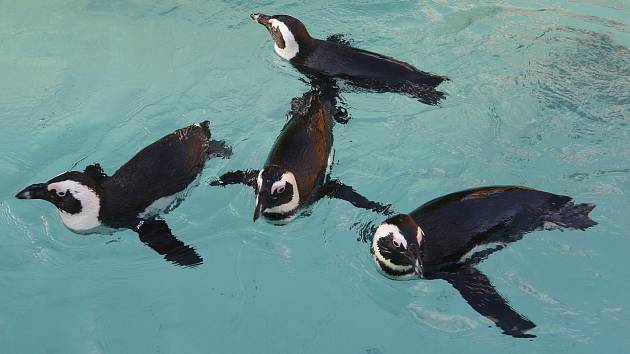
[15,121,232,267]
[250,13,448,105]
[369,186,597,338]
[210,90,390,224]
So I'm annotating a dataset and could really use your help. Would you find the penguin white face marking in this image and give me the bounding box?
[392,229,407,249]
[271,180,286,195]
[257,170,263,190]
[416,226,425,247]
[372,224,412,275]
[326,151,334,173]
[256,170,263,206]
[371,218,425,280]
[263,172,299,215]
[268,19,299,60]
[47,180,102,232]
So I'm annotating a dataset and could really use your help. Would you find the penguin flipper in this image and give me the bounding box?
[209,169,259,189]
[322,179,392,215]
[207,140,233,159]
[439,267,536,338]
[403,83,447,105]
[136,219,203,267]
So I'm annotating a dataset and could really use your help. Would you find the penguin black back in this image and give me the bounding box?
[410,186,597,272]
[101,122,214,227]
[304,40,446,87]
[251,13,448,105]
[265,91,333,203]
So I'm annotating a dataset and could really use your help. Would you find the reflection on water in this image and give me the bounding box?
[531,27,630,124]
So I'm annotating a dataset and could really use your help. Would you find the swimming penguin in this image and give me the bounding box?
[369,186,597,337]
[15,122,232,267]
[250,13,448,105]
[210,90,390,224]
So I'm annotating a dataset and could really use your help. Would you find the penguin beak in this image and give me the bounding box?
[253,204,262,222]
[250,13,271,27]
[405,248,424,277]
[254,192,268,222]
[413,259,424,278]
[15,183,49,200]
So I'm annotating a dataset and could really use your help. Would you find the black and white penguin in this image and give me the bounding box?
[15,121,232,267]
[210,90,390,224]
[369,186,597,337]
[250,13,448,105]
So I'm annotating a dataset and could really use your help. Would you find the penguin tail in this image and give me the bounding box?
[545,201,597,231]
[412,72,449,87]
[408,85,447,105]
[427,75,449,87]
[198,120,211,135]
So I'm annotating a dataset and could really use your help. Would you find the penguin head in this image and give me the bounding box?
[254,165,300,224]
[370,214,425,280]
[250,13,313,61]
[16,166,105,232]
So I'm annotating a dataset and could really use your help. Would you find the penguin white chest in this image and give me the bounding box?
[138,194,179,219]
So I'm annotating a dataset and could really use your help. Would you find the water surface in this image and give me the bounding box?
[1,0,629,353]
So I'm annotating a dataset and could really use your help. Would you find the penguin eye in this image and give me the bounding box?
[271,181,286,195]
[57,190,66,197]
[276,186,285,194]
[391,232,407,249]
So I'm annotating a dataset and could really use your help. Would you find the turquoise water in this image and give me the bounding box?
[1,0,629,352]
